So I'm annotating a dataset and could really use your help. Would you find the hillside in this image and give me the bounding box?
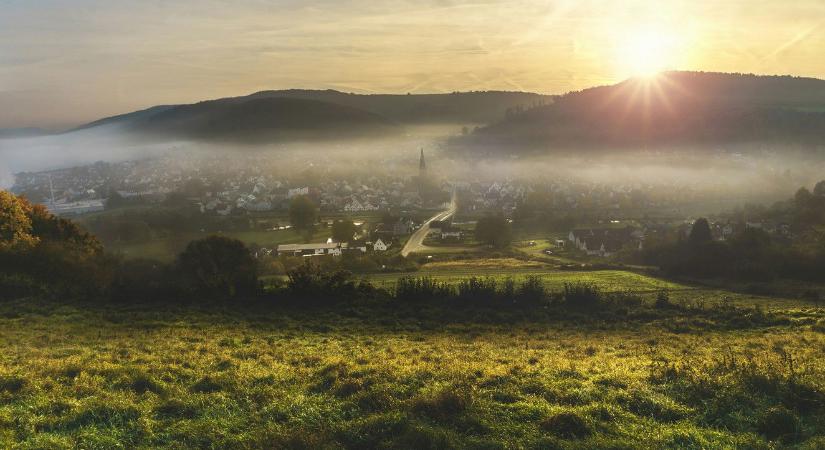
[71,90,553,141]
[89,97,399,143]
[244,89,552,124]
[452,72,825,153]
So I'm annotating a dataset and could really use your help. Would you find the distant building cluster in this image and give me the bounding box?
[568,226,643,257]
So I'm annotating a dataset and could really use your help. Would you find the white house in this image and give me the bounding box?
[344,198,364,212]
[287,187,310,198]
[277,242,343,256]
[373,238,391,252]
[441,227,462,240]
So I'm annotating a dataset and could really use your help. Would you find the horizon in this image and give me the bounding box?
[3,0,825,129]
[6,69,825,133]
[4,3,825,448]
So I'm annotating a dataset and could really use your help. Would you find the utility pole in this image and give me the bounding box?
[48,174,56,206]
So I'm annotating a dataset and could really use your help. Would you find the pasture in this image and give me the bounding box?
[1,284,824,448]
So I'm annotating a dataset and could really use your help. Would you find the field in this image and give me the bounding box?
[364,260,682,292]
[2,270,825,448]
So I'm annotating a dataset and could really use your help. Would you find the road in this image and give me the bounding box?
[401,191,457,257]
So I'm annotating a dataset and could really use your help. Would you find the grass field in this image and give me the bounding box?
[365,265,683,292]
[1,293,824,449]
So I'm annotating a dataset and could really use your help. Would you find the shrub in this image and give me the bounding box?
[457,277,498,303]
[500,277,516,300]
[562,282,602,311]
[285,262,360,304]
[395,276,453,302]
[176,236,258,298]
[516,276,546,306]
[110,258,176,302]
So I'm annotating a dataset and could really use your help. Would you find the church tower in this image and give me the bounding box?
[419,148,426,176]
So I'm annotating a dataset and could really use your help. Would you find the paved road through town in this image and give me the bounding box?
[400,190,457,257]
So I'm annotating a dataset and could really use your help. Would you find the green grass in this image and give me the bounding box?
[1,294,824,448]
[365,267,684,292]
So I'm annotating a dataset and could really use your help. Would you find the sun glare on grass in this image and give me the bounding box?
[616,28,680,79]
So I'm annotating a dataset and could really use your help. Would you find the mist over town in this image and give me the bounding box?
[2,1,825,448]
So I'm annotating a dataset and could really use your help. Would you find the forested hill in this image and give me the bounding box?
[68,90,553,144]
[244,89,553,124]
[114,97,399,143]
[451,72,825,153]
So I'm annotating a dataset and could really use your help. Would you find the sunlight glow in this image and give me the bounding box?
[615,28,680,79]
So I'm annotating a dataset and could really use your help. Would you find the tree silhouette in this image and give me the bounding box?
[177,236,257,298]
[475,215,511,248]
[688,218,712,246]
[813,180,825,197]
[289,196,318,241]
[331,219,357,243]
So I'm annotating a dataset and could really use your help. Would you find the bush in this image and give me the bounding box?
[110,259,177,302]
[176,236,258,298]
[562,282,602,311]
[285,261,360,304]
[457,277,498,303]
[2,241,116,299]
[395,276,453,302]
[516,276,546,306]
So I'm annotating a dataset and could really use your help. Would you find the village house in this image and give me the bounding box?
[568,226,641,257]
[373,238,391,252]
[276,242,344,257]
[440,225,462,240]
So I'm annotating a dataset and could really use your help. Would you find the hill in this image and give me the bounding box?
[244,89,552,124]
[452,72,825,153]
[70,90,552,143]
[115,97,399,143]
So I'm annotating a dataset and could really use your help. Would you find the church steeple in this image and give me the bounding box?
[419,148,426,173]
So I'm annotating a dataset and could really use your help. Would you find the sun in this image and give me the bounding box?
[615,28,678,79]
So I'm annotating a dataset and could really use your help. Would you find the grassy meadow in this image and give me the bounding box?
[2,273,825,449]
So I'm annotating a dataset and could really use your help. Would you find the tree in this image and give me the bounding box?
[795,187,813,208]
[289,196,318,240]
[1,191,111,298]
[0,191,37,249]
[29,203,102,254]
[688,218,712,246]
[331,219,358,243]
[176,236,258,298]
[814,180,825,197]
[106,189,127,210]
[475,215,512,248]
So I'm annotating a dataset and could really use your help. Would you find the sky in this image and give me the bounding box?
[2,0,825,129]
